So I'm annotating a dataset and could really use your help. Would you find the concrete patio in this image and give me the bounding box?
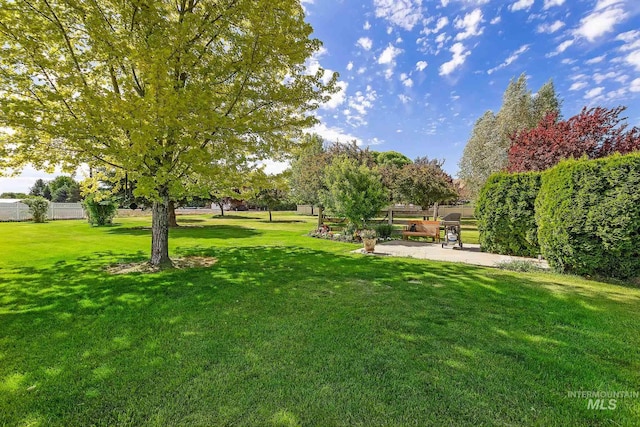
[354,240,550,269]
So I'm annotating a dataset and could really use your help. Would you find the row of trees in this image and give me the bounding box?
[459,74,640,197]
[290,135,457,228]
[29,177,81,203]
[458,74,561,198]
[1,176,81,202]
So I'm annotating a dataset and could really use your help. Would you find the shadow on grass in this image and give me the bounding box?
[105,224,262,240]
[212,214,262,220]
[257,220,305,224]
[1,246,639,426]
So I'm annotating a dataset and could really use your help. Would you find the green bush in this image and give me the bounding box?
[535,153,640,279]
[475,172,541,257]
[83,194,118,226]
[22,196,49,223]
[374,223,394,239]
[320,156,388,229]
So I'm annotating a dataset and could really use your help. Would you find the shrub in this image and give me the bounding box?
[374,223,394,239]
[22,197,49,223]
[475,172,542,257]
[320,156,388,229]
[360,229,376,239]
[495,260,546,273]
[535,153,640,279]
[83,194,118,226]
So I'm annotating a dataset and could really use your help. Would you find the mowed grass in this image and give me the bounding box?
[1,212,639,426]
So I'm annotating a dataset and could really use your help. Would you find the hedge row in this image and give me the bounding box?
[536,153,640,278]
[475,172,541,257]
[477,153,640,279]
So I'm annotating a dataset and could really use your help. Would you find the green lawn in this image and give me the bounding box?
[1,212,639,426]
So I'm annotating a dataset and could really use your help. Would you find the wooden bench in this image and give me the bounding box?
[402,220,441,242]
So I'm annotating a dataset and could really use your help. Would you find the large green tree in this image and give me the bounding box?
[458,74,561,199]
[0,0,335,266]
[396,157,457,218]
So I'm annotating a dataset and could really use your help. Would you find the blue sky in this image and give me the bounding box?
[2,0,640,193]
[302,0,640,176]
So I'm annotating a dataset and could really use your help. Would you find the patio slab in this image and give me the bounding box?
[354,240,550,269]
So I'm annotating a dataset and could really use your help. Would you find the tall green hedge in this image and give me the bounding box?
[535,153,640,279]
[475,172,542,257]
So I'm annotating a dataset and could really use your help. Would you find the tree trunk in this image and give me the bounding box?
[218,202,224,216]
[168,201,179,227]
[433,202,439,221]
[268,209,272,222]
[151,187,172,267]
[317,205,324,229]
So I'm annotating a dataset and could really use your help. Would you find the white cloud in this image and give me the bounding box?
[441,0,449,6]
[593,71,618,84]
[615,30,640,70]
[487,44,530,74]
[439,42,470,76]
[585,55,606,64]
[569,81,588,91]
[555,39,575,54]
[543,0,564,9]
[537,20,565,34]
[630,78,640,92]
[435,32,449,49]
[309,123,362,145]
[423,16,450,35]
[346,61,354,71]
[261,159,290,175]
[344,85,377,127]
[604,88,627,100]
[322,81,348,110]
[575,4,627,42]
[416,60,428,71]
[357,37,373,51]
[617,30,640,44]
[373,0,424,31]
[490,16,501,25]
[625,50,640,70]
[398,94,412,104]
[384,68,394,80]
[510,0,534,12]
[584,87,604,99]
[595,0,624,11]
[400,73,414,87]
[357,67,367,74]
[454,9,484,40]
[378,44,403,65]
[363,21,371,30]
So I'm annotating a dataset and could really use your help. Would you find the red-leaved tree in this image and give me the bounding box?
[508,106,640,172]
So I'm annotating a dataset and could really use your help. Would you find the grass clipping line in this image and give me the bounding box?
[105,256,218,275]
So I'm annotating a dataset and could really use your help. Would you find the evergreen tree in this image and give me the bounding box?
[29,179,48,198]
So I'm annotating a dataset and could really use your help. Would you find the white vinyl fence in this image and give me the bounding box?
[0,202,86,221]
